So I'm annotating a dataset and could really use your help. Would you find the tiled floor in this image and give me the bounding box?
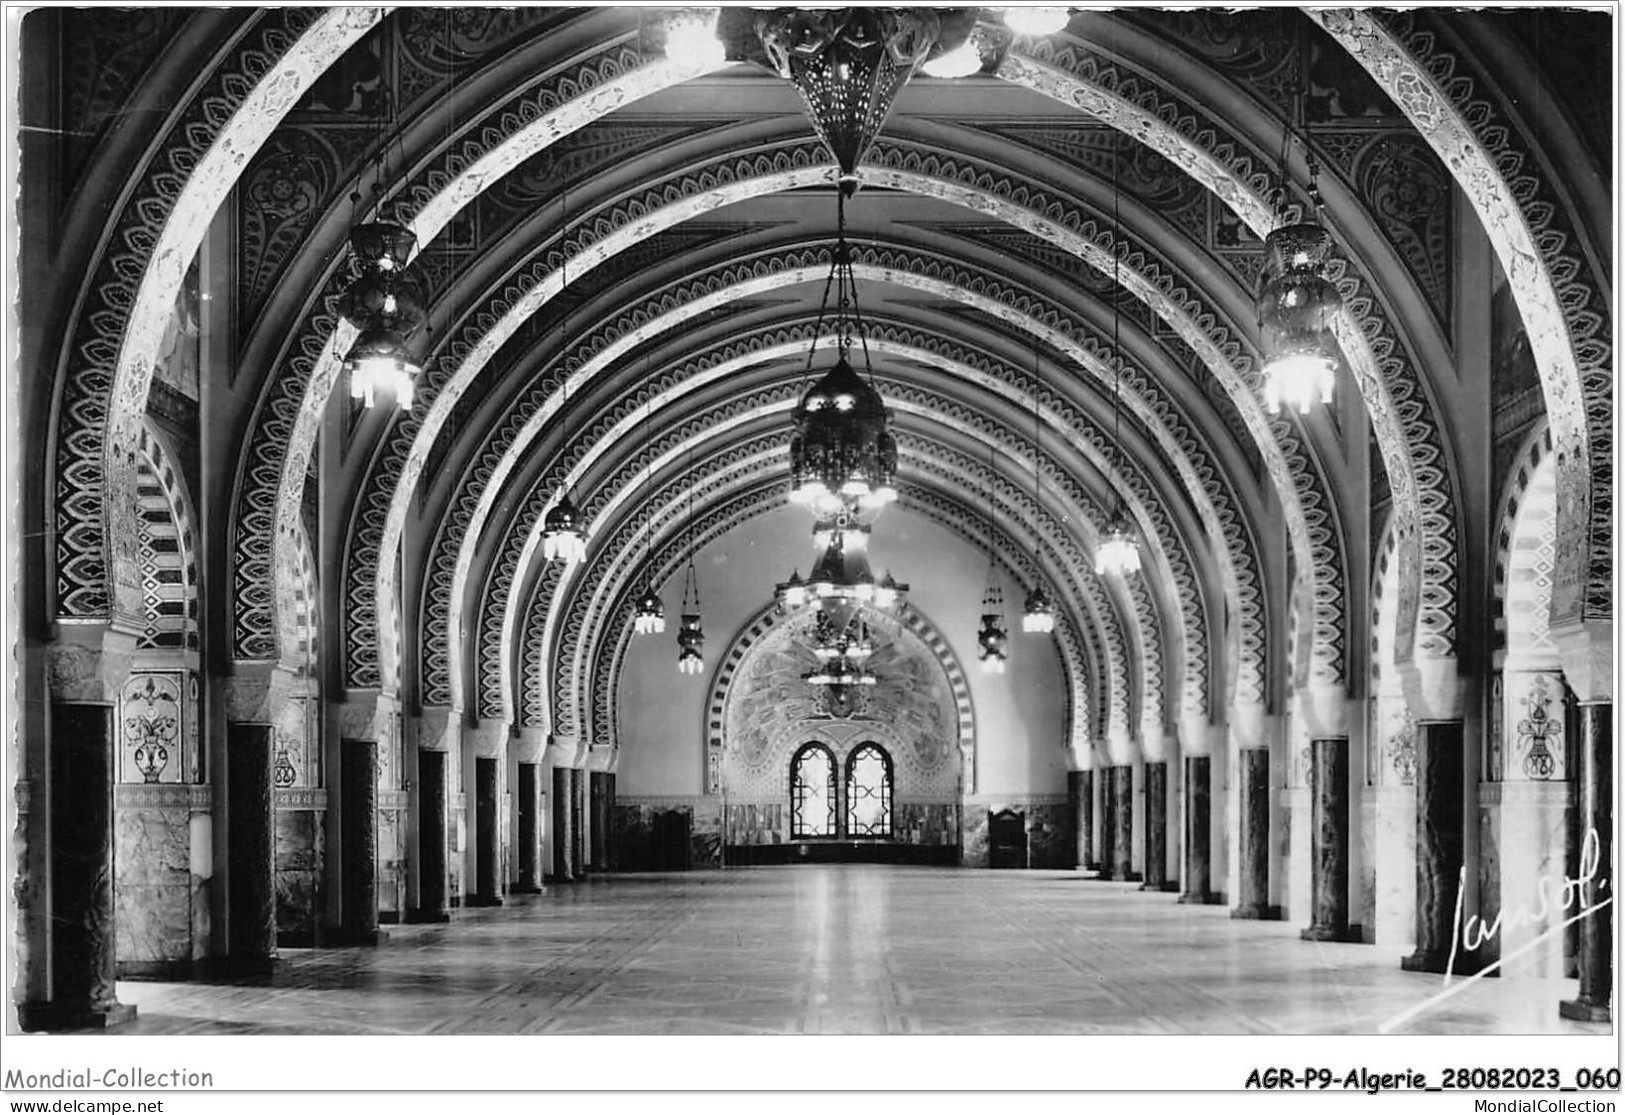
[109,866,1607,1036]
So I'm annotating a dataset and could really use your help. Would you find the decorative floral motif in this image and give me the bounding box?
[121,673,181,784]
[1516,674,1561,781]
[1389,717,1417,786]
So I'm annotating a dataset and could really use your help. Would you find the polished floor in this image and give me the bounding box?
[109,866,1606,1036]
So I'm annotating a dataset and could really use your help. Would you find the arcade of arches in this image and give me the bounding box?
[7,6,1615,1035]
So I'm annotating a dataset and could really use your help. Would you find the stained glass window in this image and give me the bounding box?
[790,743,837,838]
[845,742,892,838]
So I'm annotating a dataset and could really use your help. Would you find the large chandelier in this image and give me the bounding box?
[777,516,907,611]
[1257,12,1343,415]
[339,221,425,412]
[803,609,878,688]
[787,193,898,518]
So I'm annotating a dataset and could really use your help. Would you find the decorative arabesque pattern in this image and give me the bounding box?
[234,39,675,664]
[54,9,331,622]
[1311,8,1610,628]
[996,39,1453,671]
[133,426,198,651]
[418,241,1263,717]
[334,131,1276,703]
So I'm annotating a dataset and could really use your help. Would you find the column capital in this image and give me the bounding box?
[1297,679,1350,739]
[1397,655,1462,721]
[465,719,509,758]
[549,733,587,768]
[1179,712,1221,758]
[224,660,308,722]
[1139,727,1173,763]
[47,624,138,703]
[416,706,461,752]
[1554,621,1613,703]
[1228,701,1269,750]
[513,725,549,764]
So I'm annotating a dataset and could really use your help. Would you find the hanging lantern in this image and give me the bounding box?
[542,491,586,564]
[676,613,705,675]
[788,358,899,516]
[1022,583,1056,634]
[756,8,940,196]
[978,612,1009,674]
[340,221,426,412]
[978,573,1007,674]
[1258,221,1341,414]
[632,586,665,635]
[1095,516,1142,577]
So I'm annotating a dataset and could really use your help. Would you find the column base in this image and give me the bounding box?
[1139,880,1180,893]
[1558,997,1611,1023]
[404,907,451,924]
[226,954,278,979]
[16,1000,137,1032]
[509,884,543,895]
[1230,903,1281,920]
[1400,950,1460,974]
[1300,924,1361,943]
[1100,870,1142,883]
[1178,891,1224,905]
[465,895,503,908]
[332,927,390,947]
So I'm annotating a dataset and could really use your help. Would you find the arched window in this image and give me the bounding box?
[845,742,893,838]
[790,743,837,838]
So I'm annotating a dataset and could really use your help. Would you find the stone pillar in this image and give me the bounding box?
[1098,767,1118,879]
[18,704,135,1030]
[1559,698,1611,1022]
[1179,755,1216,904]
[516,763,541,893]
[472,756,501,906]
[1231,748,1277,919]
[1401,720,1464,972]
[226,722,276,974]
[553,766,576,881]
[1140,761,1171,891]
[570,767,587,876]
[340,739,379,944]
[409,749,449,922]
[1302,738,1353,941]
[1111,764,1137,882]
[1069,770,1094,871]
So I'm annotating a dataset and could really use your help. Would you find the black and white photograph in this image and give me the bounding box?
[2,3,1618,1106]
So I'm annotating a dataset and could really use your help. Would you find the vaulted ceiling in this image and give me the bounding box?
[23,7,1612,750]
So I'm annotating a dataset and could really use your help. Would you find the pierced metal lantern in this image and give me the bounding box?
[978,576,1008,673]
[1257,221,1342,414]
[632,586,665,635]
[788,356,898,516]
[676,613,705,675]
[756,8,940,196]
[542,491,586,564]
[340,221,427,412]
[1095,516,1141,578]
[1022,583,1056,634]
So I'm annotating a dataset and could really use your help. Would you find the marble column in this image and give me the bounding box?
[340,739,379,944]
[226,722,276,974]
[570,768,587,875]
[409,749,449,922]
[1069,770,1094,871]
[515,763,541,893]
[552,766,576,881]
[1112,764,1137,882]
[1402,720,1464,973]
[1141,761,1171,891]
[1560,700,1611,1022]
[19,704,135,1030]
[589,772,610,872]
[1098,767,1118,880]
[1302,738,1353,941]
[1231,748,1278,919]
[1180,756,1217,904]
[471,756,501,906]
